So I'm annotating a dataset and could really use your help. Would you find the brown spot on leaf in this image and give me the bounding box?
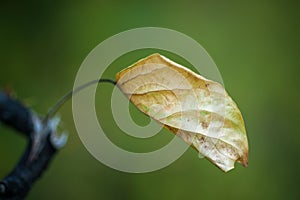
[201,122,208,129]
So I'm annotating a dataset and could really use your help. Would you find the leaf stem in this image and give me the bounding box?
[45,79,116,121]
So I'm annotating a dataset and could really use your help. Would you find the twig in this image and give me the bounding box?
[0,91,67,200]
[0,79,115,199]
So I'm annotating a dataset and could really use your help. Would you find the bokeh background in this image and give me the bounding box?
[1,0,300,199]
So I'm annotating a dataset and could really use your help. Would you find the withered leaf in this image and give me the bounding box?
[116,53,248,172]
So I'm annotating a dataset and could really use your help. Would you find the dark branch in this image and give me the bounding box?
[0,92,33,136]
[0,91,67,200]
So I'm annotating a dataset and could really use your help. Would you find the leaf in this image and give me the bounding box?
[116,53,248,172]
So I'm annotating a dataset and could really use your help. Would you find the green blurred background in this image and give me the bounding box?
[1,0,300,199]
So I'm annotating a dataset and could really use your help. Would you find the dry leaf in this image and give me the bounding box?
[116,53,248,172]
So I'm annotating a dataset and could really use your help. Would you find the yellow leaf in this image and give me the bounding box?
[116,53,248,172]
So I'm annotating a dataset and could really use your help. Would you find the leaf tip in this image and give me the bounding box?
[238,151,248,168]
